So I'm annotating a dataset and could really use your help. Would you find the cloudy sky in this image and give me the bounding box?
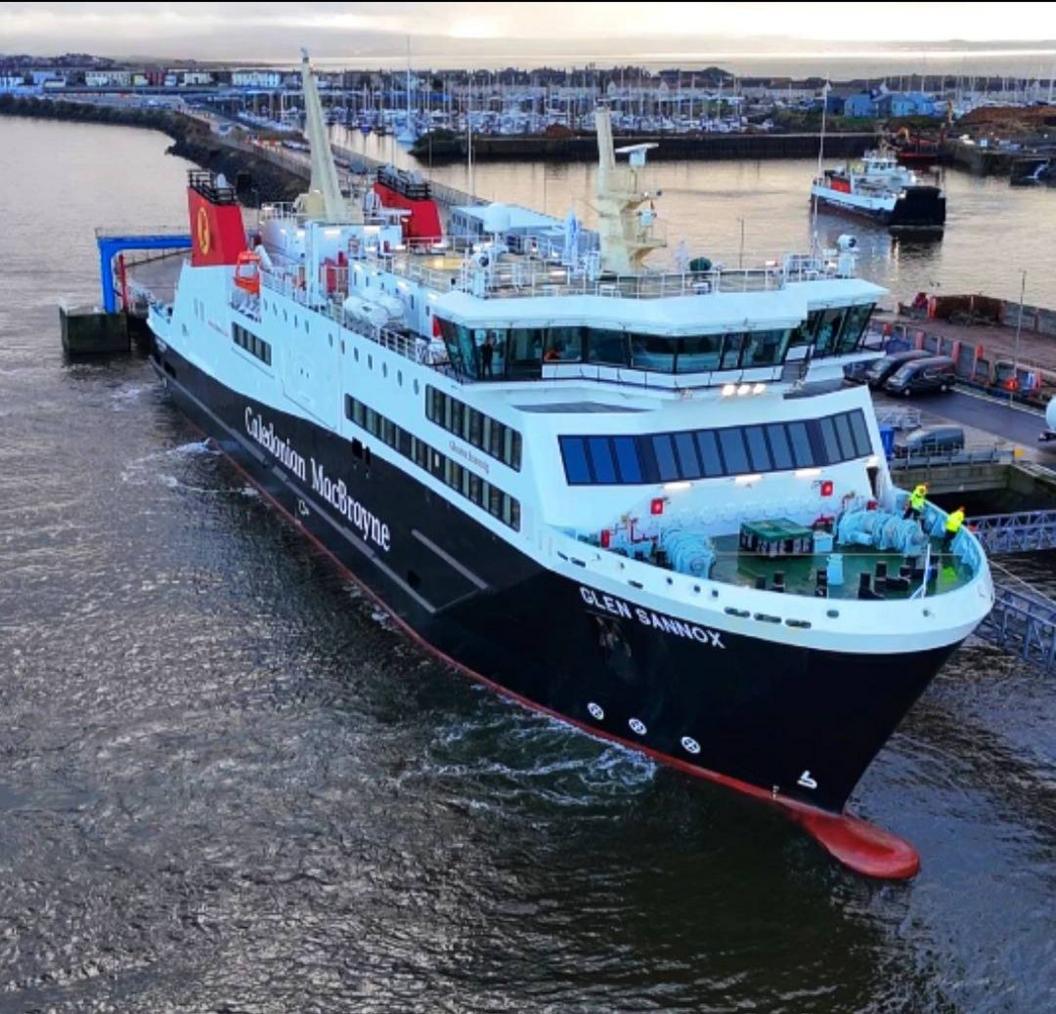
[2,1,1056,66]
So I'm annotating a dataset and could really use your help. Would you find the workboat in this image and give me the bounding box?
[144,57,992,878]
[812,148,947,233]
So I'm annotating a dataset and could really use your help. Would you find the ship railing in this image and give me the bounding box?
[258,267,454,374]
[259,202,300,222]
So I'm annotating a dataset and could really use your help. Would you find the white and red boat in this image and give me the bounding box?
[812,148,946,233]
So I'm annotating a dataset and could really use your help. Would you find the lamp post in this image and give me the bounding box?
[1011,269,1026,406]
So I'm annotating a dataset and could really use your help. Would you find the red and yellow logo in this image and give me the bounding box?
[196,206,211,256]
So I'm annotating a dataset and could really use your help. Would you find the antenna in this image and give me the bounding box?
[811,80,830,254]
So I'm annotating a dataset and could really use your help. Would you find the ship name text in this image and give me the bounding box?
[579,586,726,649]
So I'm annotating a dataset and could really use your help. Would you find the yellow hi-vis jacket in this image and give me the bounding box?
[945,508,965,534]
[910,486,927,511]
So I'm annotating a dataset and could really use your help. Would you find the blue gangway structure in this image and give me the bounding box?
[96,228,191,312]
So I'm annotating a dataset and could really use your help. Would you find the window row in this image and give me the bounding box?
[232,322,272,366]
[434,304,873,383]
[345,396,521,531]
[558,410,874,486]
[425,385,523,471]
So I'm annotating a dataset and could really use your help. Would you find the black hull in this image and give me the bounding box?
[815,184,945,234]
[149,340,963,875]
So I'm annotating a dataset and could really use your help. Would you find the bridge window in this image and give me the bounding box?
[677,334,722,373]
[587,329,629,367]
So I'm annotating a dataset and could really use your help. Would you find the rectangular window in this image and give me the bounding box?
[720,333,745,370]
[818,416,841,465]
[833,413,856,461]
[651,434,680,481]
[786,421,814,467]
[848,411,872,458]
[696,430,724,477]
[677,334,723,373]
[587,329,629,366]
[813,308,846,357]
[765,423,793,470]
[587,437,617,484]
[837,303,874,354]
[718,428,749,473]
[630,334,676,373]
[674,432,701,478]
[559,436,592,484]
[611,436,641,483]
[744,426,772,471]
[743,330,791,368]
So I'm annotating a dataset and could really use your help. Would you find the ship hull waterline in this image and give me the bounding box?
[149,339,965,879]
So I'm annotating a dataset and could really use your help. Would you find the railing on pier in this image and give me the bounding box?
[968,510,1056,555]
[888,446,1016,471]
[977,580,1056,671]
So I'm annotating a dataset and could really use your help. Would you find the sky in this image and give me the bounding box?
[2,1,1056,69]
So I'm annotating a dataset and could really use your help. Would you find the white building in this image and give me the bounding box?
[233,69,282,89]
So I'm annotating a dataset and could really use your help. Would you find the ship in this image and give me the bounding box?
[811,148,947,233]
[144,54,992,879]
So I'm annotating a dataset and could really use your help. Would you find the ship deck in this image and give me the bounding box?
[708,532,972,600]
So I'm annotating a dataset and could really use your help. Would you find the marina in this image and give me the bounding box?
[4,6,1056,1009]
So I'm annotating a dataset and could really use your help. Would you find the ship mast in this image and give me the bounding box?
[297,49,360,223]
[594,106,664,274]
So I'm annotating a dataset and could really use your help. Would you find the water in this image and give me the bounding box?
[1,115,1056,1013]
[335,127,1056,308]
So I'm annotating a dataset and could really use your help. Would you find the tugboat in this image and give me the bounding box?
[812,148,946,233]
[143,61,992,879]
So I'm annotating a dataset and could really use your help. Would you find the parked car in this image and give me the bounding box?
[860,349,931,389]
[893,425,965,458]
[884,355,957,397]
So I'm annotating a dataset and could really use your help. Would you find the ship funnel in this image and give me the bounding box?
[593,106,665,274]
[296,50,361,223]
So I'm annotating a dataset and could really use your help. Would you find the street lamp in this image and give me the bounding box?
[1011,269,1026,406]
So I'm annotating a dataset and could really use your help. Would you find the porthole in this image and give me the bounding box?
[354,348,360,362]
[629,718,647,736]
[382,363,388,378]
[368,355,373,369]
[587,702,604,720]
[681,736,701,755]
[397,370,403,386]
[328,333,333,347]
[413,379,420,395]
[341,340,345,354]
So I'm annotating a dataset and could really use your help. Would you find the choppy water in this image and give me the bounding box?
[1,115,1055,1013]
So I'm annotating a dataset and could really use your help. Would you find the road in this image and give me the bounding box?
[877,387,1056,459]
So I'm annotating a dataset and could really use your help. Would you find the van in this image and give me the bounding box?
[884,355,956,397]
[860,349,931,388]
[895,425,965,458]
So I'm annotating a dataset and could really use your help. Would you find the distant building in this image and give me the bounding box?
[877,91,938,118]
[844,92,878,118]
[181,71,213,86]
[0,74,27,91]
[85,70,131,88]
[233,69,282,89]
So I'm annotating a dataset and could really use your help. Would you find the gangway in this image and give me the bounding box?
[96,227,190,313]
[969,509,1056,555]
[977,579,1056,671]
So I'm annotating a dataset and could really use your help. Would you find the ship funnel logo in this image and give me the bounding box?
[797,770,818,790]
[196,206,211,256]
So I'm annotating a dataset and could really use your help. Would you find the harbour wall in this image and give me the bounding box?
[411,130,876,163]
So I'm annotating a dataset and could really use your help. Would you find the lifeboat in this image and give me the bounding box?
[233,250,261,295]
